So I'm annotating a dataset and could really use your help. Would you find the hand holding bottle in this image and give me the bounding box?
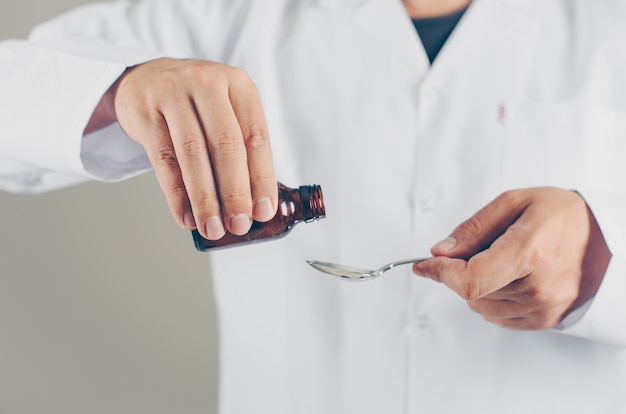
[85,58,278,240]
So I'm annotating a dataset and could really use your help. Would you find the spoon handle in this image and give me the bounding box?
[379,257,429,273]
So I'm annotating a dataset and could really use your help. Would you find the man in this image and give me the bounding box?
[1,0,625,412]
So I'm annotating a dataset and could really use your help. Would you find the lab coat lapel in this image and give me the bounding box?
[355,0,430,75]
[320,0,430,76]
[429,0,541,74]
[320,0,542,80]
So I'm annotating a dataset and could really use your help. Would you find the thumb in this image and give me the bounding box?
[432,191,530,259]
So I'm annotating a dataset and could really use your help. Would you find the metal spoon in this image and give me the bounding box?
[305,257,429,280]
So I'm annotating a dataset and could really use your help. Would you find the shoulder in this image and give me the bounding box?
[534,1,626,60]
[517,1,626,103]
[542,0,626,39]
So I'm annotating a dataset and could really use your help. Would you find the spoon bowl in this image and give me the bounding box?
[306,257,429,280]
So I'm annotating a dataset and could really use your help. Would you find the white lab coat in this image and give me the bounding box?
[1,0,626,412]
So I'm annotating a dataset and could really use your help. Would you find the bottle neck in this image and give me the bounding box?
[298,185,325,222]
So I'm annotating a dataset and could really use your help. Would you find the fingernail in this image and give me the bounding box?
[254,197,275,222]
[229,214,252,236]
[433,236,457,253]
[412,263,426,277]
[204,216,225,240]
[183,210,196,230]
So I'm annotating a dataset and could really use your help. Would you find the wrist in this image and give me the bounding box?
[565,204,611,318]
[83,71,123,135]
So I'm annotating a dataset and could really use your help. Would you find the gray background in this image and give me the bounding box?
[0,1,219,413]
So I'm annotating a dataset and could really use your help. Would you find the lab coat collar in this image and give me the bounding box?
[317,0,370,7]
[317,0,542,78]
[317,0,540,13]
[426,0,542,76]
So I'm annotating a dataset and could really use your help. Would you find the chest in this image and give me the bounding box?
[215,1,625,231]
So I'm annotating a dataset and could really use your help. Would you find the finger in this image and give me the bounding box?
[482,308,562,330]
[469,297,562,330]
[431,190,530,259]
[229,73,278,222]
[416,223,536,300]
[162,94,225,240]
[193,81,254,236]
[467,297,531,320]
[481,316,532,330]
[413,256,496,300]
[138,111,197,231]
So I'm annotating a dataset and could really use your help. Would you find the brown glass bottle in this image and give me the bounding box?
[192,183,325,251]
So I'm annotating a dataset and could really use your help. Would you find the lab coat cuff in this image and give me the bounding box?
[29,38,160,181]
[556,190,626,347]
[0,43,135,193]
[71,50,155,183]
[81,123,152,182]
[557,257,626,347]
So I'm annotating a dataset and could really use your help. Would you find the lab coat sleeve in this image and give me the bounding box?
[557,190,626,347]
[0,0,227,193]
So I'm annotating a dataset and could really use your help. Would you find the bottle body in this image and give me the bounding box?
[192,183,325,251]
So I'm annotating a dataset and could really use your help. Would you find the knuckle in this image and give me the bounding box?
[522,283,543,302]
[179,60,208,80]
[498,189,524,206]
[190,67,220,90]
[458,215,484,239]
[164,183,188,201]
[250,172,277,187]
[196,190,220,205]
[179,137,205,158]
[228,66,254,85]
[243,127,270,150]
[193,192,221,218]
[165,61,223,92]
[221,189,250,207]
[504,222,527,239]
[154,146,179,167]
[528,244,546,269]
[158,71,175,89]
[158,69,183,94]
[505,224,539,267]
[460,278,482,301]
[522,281,564,312]
[209,131,243,155]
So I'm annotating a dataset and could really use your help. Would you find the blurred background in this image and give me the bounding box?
[0,1,219,413]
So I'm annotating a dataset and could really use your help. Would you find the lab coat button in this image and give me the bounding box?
[423,89,439,102]
[415,315,430,330]
[418,197,434,212]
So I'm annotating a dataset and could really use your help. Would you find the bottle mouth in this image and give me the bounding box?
[299,185,326,222]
